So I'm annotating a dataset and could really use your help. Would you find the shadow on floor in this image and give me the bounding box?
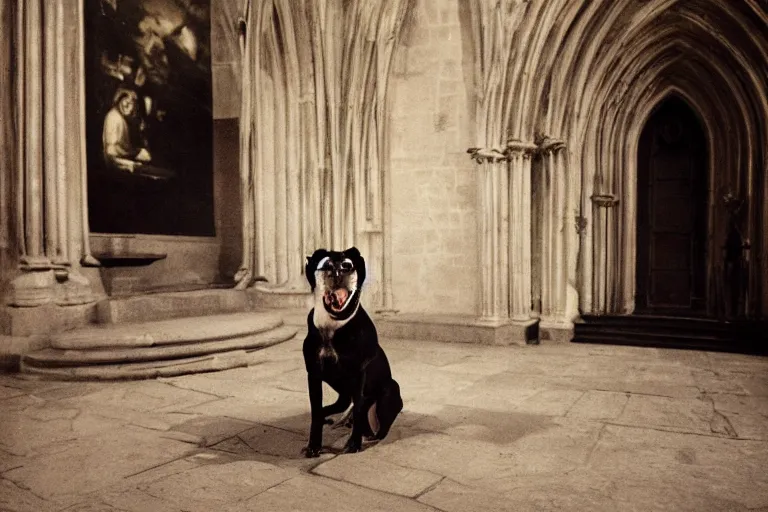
[169,404,555,468]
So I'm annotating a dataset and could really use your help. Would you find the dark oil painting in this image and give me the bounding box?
[85,0,214,236]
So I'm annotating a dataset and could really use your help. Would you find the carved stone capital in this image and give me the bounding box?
[467,147,507,164]
[506,139,538,159]
[535,136,566,155]
[590,193,620,208]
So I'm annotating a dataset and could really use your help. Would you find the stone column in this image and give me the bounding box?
[536,137,570,329]
[507,140,537,322]
[5,0,95,308]
[8,0,54,307]
[469,140,537,325]
[590,192,620,314]
[0,0,12,277]
[468,149,509,322]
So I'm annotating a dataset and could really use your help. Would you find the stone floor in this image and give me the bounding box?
[2,330,768,511]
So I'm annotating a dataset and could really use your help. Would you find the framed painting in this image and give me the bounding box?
[85,0,215,236]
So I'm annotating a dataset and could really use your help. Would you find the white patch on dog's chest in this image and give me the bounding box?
[313,299,359,364]
[318,344,338,362]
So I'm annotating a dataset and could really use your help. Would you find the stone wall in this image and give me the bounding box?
[388,0,479,315]
[211,0,241,120]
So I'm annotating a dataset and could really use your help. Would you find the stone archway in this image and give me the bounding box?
[466,1,767,328]
[635,95,709,315]
[463,0,767,343]
[523,0,768,321]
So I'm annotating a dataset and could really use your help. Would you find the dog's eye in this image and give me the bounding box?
[340,261,353,272]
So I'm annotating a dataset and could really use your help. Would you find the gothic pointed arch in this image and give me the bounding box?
[493,0,768,320]
[237,0,411,309]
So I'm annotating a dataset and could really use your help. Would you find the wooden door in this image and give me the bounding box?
[636,96,708,314]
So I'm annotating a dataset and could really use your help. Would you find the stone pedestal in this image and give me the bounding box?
[538,319,574,344]
[1,302,96,337]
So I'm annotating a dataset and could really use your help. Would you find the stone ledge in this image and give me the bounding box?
[97,289,250,324]
[248,286,313,310]
[373,313,539,346]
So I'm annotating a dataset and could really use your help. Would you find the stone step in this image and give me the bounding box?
[19,349,261,381]
[573,315,768,355]
[19,311,300,381]
[96,289,251,324]
[24,325,298,365]
[51,312,283,350]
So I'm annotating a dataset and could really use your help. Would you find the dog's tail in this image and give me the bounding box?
[331,405,354,430]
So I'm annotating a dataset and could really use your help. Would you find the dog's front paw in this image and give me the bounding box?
[342,439,362,454]
[302,445,321,458]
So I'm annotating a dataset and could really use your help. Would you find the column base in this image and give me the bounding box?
[538,316,575,344]
[0,302,97,337]
[55,270,96,306]
[6,269,56,307]
[0,334,48,371]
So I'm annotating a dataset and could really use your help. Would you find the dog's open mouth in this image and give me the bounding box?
[323,288,350,313]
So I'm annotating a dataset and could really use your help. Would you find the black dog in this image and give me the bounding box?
[302,247,403,457]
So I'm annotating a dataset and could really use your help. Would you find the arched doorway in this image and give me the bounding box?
[635,96,708,316]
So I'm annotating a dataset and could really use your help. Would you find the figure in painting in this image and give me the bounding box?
[102,87,152,172]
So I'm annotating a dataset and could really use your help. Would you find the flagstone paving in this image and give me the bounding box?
[1,331,767,511]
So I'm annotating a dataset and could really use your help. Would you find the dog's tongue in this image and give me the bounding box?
[324,288,349,311]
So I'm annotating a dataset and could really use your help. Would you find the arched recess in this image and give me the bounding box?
[634,93,709,314]
[504,0,768,321]
[237,0,411,308]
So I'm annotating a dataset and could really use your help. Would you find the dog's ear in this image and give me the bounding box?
[344,246,366,289]
[305,249,329,290]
